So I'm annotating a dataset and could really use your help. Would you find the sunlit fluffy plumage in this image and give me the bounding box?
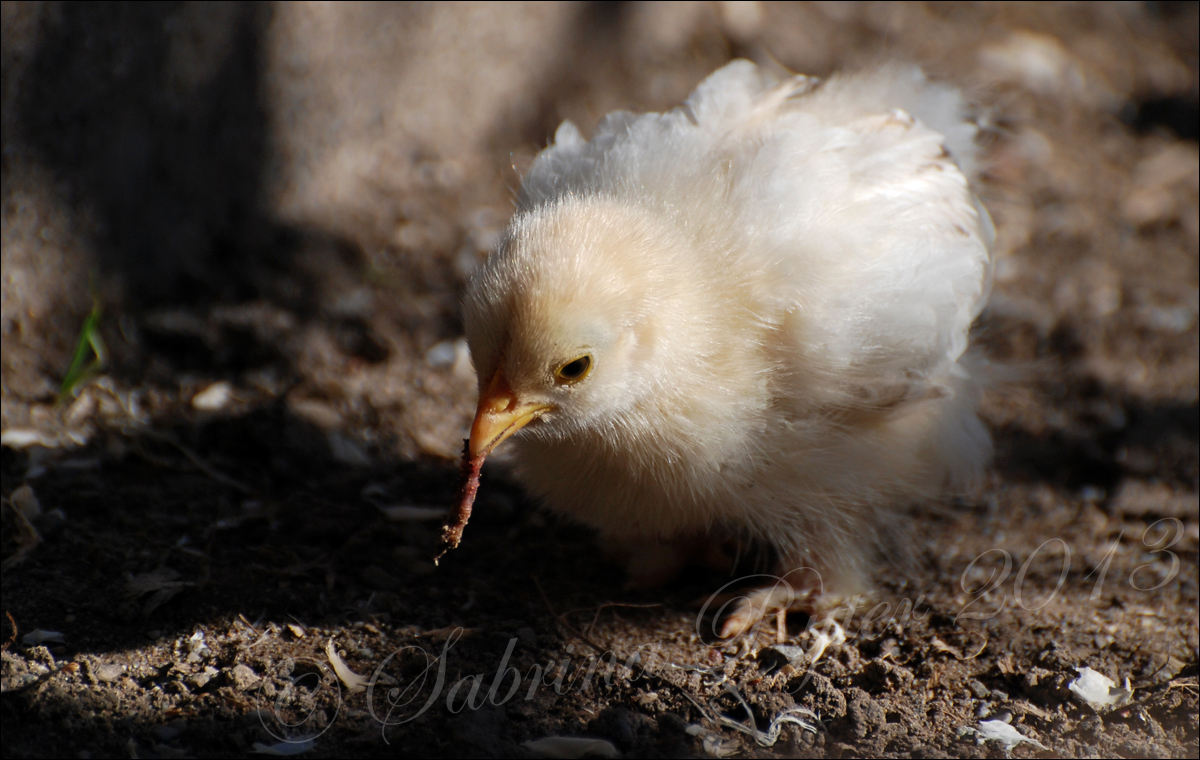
[463,60,994,627]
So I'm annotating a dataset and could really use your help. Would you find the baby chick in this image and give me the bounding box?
[462,60,994,637]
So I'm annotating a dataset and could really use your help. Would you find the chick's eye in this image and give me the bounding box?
[555,355,592,384]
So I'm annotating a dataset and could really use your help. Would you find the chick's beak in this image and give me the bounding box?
[469,369,554,458]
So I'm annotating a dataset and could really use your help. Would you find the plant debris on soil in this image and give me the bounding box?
[2,2,1197,758]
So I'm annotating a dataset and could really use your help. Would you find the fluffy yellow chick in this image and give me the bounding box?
[462,60,994,637]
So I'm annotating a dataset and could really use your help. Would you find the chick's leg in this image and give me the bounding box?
[717,562,847,642]
[623,539,690,590]
[608,533,735,590]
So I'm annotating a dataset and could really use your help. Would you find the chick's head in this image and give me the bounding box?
[463,196,705,459]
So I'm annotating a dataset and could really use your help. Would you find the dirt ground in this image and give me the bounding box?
[2,2,1197,758]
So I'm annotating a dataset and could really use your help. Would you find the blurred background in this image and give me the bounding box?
[2,1,1196,465]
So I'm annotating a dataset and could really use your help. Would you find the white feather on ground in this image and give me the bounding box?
[462,60,994,635]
